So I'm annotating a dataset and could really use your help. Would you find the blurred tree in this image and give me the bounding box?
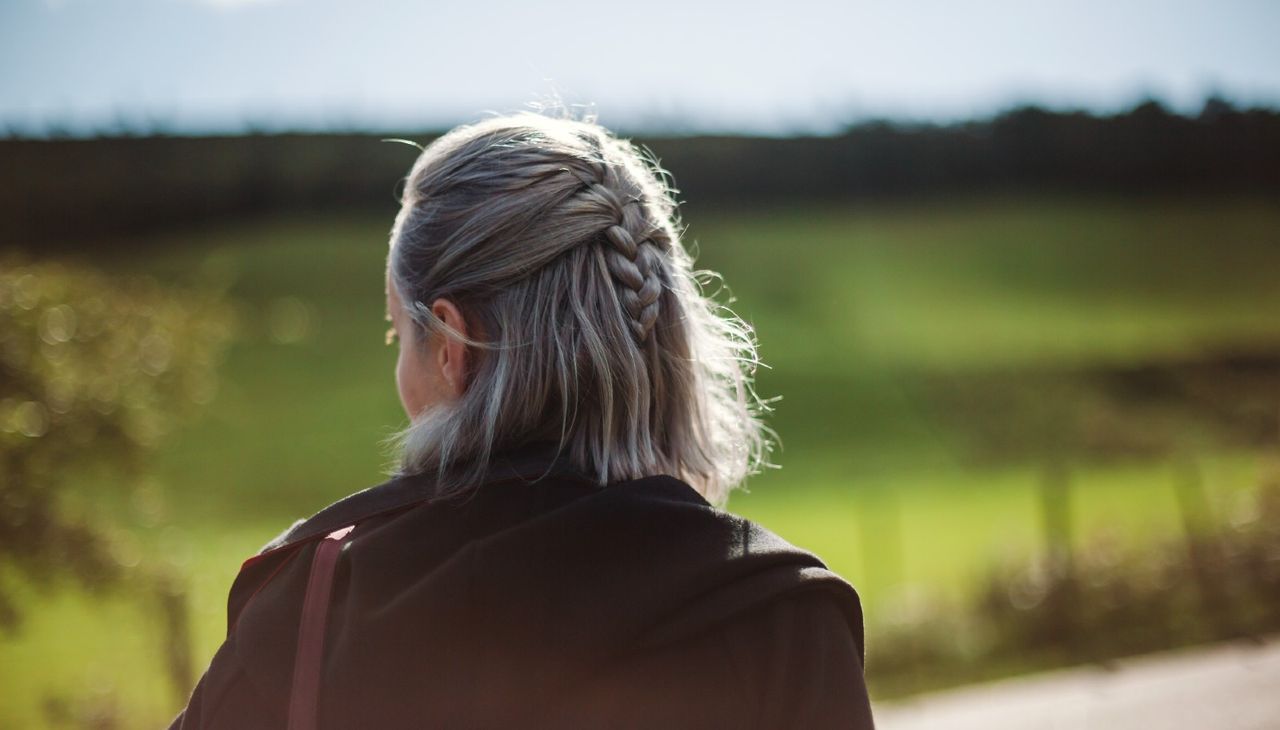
[0,254,234,630]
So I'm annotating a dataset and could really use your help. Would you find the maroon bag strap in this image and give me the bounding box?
[287,525,355,730]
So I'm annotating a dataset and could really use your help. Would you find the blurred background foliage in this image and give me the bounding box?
[0,256,233,727]
[2,98,1280,727]
[0,255,229,609]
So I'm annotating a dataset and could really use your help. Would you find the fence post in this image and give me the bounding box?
[1039,458,1079,661]
[1172,456,1236,641]
[155,573,194,707]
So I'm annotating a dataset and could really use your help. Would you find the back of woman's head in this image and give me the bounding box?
[386,111,772,505]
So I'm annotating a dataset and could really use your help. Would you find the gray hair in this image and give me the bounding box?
[384,111,774,506]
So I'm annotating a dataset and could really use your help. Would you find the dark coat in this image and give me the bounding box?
[169,443,875,729]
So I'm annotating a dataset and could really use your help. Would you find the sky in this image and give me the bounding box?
[2,0,1279,136]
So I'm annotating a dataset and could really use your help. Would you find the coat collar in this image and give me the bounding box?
[254,440,598,557]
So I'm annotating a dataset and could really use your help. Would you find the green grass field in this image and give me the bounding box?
[4,194,1280,728]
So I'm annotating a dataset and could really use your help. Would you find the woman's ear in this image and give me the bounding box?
[430,298,469,398]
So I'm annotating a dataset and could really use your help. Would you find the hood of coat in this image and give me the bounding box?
[224,443,863,724]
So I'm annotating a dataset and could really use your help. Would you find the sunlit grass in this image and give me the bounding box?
[0,521,278,730]
[734,448,1268,612]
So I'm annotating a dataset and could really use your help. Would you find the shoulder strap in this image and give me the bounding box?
[287,525,355,730]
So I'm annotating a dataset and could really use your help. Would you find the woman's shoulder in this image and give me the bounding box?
[554,589,873,729]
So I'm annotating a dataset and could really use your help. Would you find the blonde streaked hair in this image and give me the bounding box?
[383,110,773,506]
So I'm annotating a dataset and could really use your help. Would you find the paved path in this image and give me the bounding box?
[874,639,1280,730]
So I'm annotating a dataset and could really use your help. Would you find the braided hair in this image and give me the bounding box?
[385,110,773,505]
[572,162,666,345]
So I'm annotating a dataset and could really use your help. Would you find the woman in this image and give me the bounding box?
[170,112,875,729]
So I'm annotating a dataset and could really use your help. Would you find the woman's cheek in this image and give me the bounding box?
[398,341,438,421]
[396,347,417,419]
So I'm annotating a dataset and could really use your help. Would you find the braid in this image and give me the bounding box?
[573,160,667,345]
